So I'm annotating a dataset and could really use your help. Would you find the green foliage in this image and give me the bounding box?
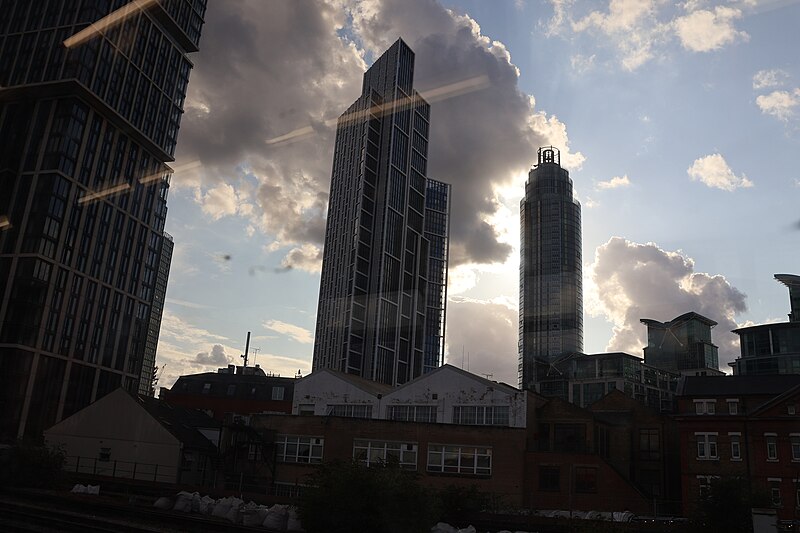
[692,476,770,533]
[0,442,65,488]
[297,460,439,533]
[437,484,492,517]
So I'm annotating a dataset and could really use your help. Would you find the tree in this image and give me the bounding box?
[297,461,438,533]
[693,476,770,533]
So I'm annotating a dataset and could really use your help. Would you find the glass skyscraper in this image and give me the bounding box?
[0,0,205,440]
[313,39,450,386]
[519,146,582,391]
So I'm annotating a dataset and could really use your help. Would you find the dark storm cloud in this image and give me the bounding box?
[176,0,581,269]
[589,237,748,365]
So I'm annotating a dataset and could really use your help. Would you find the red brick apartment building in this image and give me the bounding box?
[675,375,800,520]
[220,389,673,514]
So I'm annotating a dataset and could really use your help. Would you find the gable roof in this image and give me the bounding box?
[750,383,800,416]
[136,394,220,452]
[392,364,521,395]
[298,368,394,396]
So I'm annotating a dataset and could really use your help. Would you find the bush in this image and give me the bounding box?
[298,461,438,533]
[0,442,65,488]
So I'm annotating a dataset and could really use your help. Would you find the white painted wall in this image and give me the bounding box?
[384,365,527,427]
[292,370,382,417]
[292,366,527,427]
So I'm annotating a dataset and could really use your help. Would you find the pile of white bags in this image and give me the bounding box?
[152,492,304,531]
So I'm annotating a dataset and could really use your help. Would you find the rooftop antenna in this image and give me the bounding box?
[251,346,261,366]
[241,331,251,367]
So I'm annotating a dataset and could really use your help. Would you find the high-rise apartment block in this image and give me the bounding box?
[519,146,583,391]
[0,0,205,439]
[730,274,800,375]
[641,312,722,376]
[313,39,450,386]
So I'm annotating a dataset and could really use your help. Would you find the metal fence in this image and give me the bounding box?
[63,455,178,484]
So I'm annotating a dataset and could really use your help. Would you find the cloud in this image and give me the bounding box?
[673,6,748,52]
[194,344,230,365]
[752,68,788,90]
[687,153,753,191]
[570,53,596,73]
[264,319,314,344]
[159,310,230,346]
[596,174,631,190]
[587,237,747,365]
[756,89,800,121]
[571,0,667,71]
[279,243,323,273]
[178,0,583,268]
[444,296,518,386]
[545,0,749,70]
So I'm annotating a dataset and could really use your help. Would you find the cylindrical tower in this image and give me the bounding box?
[519,146,583,391]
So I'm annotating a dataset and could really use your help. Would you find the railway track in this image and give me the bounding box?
[0,490,282,532]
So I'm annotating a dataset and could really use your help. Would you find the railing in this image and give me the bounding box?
[63,455,179,484]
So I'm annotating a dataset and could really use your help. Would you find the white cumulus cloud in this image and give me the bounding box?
[752,68,788,90]
[596,174,631,190]
[687,153,753,191]
[673,6,748,52]
[194,344,230,365]
[756,89,800,121]
[587,237,747,365]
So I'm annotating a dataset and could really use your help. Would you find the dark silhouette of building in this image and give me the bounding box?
[519,146,582,391]
[313,39,450,386]
[641,312,723,376]
[160,364,295,420]
[0,1,205,440]
[730,274,800,375]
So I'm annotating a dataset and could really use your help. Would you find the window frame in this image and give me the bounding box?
[426,443,491,476]
[276,435,324,464]
[696,432,718,460]
[353,439,418,470]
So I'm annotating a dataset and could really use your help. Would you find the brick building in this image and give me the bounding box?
[675,375,800,520]
[160,365,295,420]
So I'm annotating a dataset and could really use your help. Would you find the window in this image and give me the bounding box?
[427,444,491,476]
[327,404,372,418]
[226,384,236,396]
[697,475,717,499]
[248,443,262,461]
[353,440,417,470]
[539,466,560,491]
[789,405,797,415]
[726,399,739,415]
[766,434,778,461]
[639,428,660,460]
[694,399,716,414]
[730,433,742,460]
[452,405,510,426]
[696,433,718,460]
[769,479,782,507]
[99,447,111,462]
[276,435,323,464]
[387,405,436,422]
[202,382,211,395]
[272,386,284,401]
[298,404,314,416]
[791,435,800,461]
[575,467,598,493]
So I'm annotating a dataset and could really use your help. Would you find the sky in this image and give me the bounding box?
[154,0,800,390]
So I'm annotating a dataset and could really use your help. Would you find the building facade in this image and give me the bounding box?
[313,39,450,386]
[519,146,582,391]
[730,274,800,376]
[641,312,723,376]
[160,364,296,421]
[674,375,800,521]
[534,352,679,412]
[0,0,205,439]
[293,365,528,427]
